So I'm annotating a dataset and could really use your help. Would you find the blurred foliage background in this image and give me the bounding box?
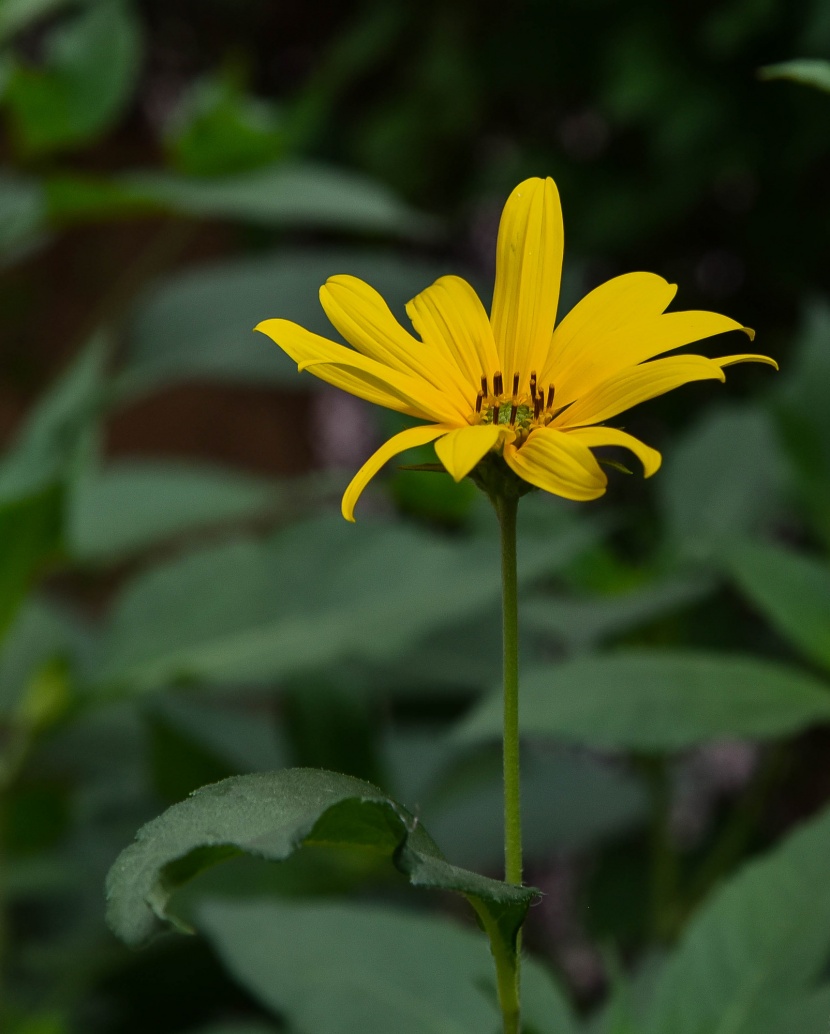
[1,1,830,1032]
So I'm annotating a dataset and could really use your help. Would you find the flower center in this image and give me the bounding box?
[474,370,558,442]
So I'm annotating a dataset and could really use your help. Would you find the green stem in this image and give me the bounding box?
[496,493,522,888]
[494,491,522,1034]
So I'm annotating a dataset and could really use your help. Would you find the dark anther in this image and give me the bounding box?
[510,403,518,425]
[534,394,543,419]
[481,375,488,396]
[546,384,556,409]
[494,371,503,395]
[493,403,500,425]
[475,391,483,414]
[530,371,537,398]
[512,372,519,395]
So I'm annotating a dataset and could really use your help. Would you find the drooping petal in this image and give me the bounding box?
[255,319,465,424]
[554,355,728,429]
[341,423,452,522]
[491,177,564,390]
[406,275,500,391]
[564,426,662,477]
[320,275,472,406]
[503,428,607,501]
[434,423,515,482]
[714,353,779,370]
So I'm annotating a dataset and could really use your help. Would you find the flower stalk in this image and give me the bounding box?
[495,489,523,1034]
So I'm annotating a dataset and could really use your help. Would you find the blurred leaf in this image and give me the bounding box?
[67,460,285,563]
[658,406,787,563]
[0,486,63,640]
[0,171,47,262]
[105,769,536,956]
[522,576,713,654]
[3,0,142,155]
[196,898,576,1034]
[455,651,830,752]
[726,541,830,672]
[0,0,70,44]
[181,1026,280,1034]
[0,597,92,715]
[94,513,598,694]
[282,677,382,784]
[150,695,286,776]
[165,71,287,177]
[775,302,830,546]
[643,802,830,1034]
[761,985,830,1034]
[759,59,830,92]
[389,739,647,866]
[0,334,107,505]
[117,162,436,236]
[43,171,158,222]
[117,249,453,398]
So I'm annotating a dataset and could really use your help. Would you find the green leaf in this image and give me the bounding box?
[182,1025,280,1034]
[522,576,713,654]
[643,803,830,1034]
[0,0,70,44]
[94,513,597,694]
[658,406,786,562]
[0,334,107,505]
[0,487,63,641]
[388,739,647,866]
[0,171,47,262]
[760,985,830,1034]
[727,541,830,672]
[66,460,286,563]
[775,302,830,546]
[455,651,830,752]
[196,898,575,1034]
[117,249,453,398]
[4,0,142,155]
[117,162,436,237]
[164,71,287,177]
[759,59,830,93]
[0,598,91,716]
[105,769,536,959]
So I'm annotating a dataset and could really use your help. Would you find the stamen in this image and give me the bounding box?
[493,403,500,424]
[494,371,503,395]
[512,372,519,396]
[481,375,488,396]
[534,394,543,419]
[475,391,483,414]
[546,384,556,409]
[510,403,518,425]
[530,371,537,398]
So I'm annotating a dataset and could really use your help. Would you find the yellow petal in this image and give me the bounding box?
[543,271,678,388]
[564,426,662,478]
[255,318,463,424]
[491,177,564,390]
[503,428,607,501]
[341,423,452,522]
[320,275,472,407]
[434,423,514,482]
[406,275,500,390]
[555,355,727,429]
[714,353,778,370]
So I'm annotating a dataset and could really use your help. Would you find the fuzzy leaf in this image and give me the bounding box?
[105,768,536,959]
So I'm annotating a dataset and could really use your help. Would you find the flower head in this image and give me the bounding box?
[256,177,776,520]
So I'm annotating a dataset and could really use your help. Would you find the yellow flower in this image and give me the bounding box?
[256,177,776,521]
